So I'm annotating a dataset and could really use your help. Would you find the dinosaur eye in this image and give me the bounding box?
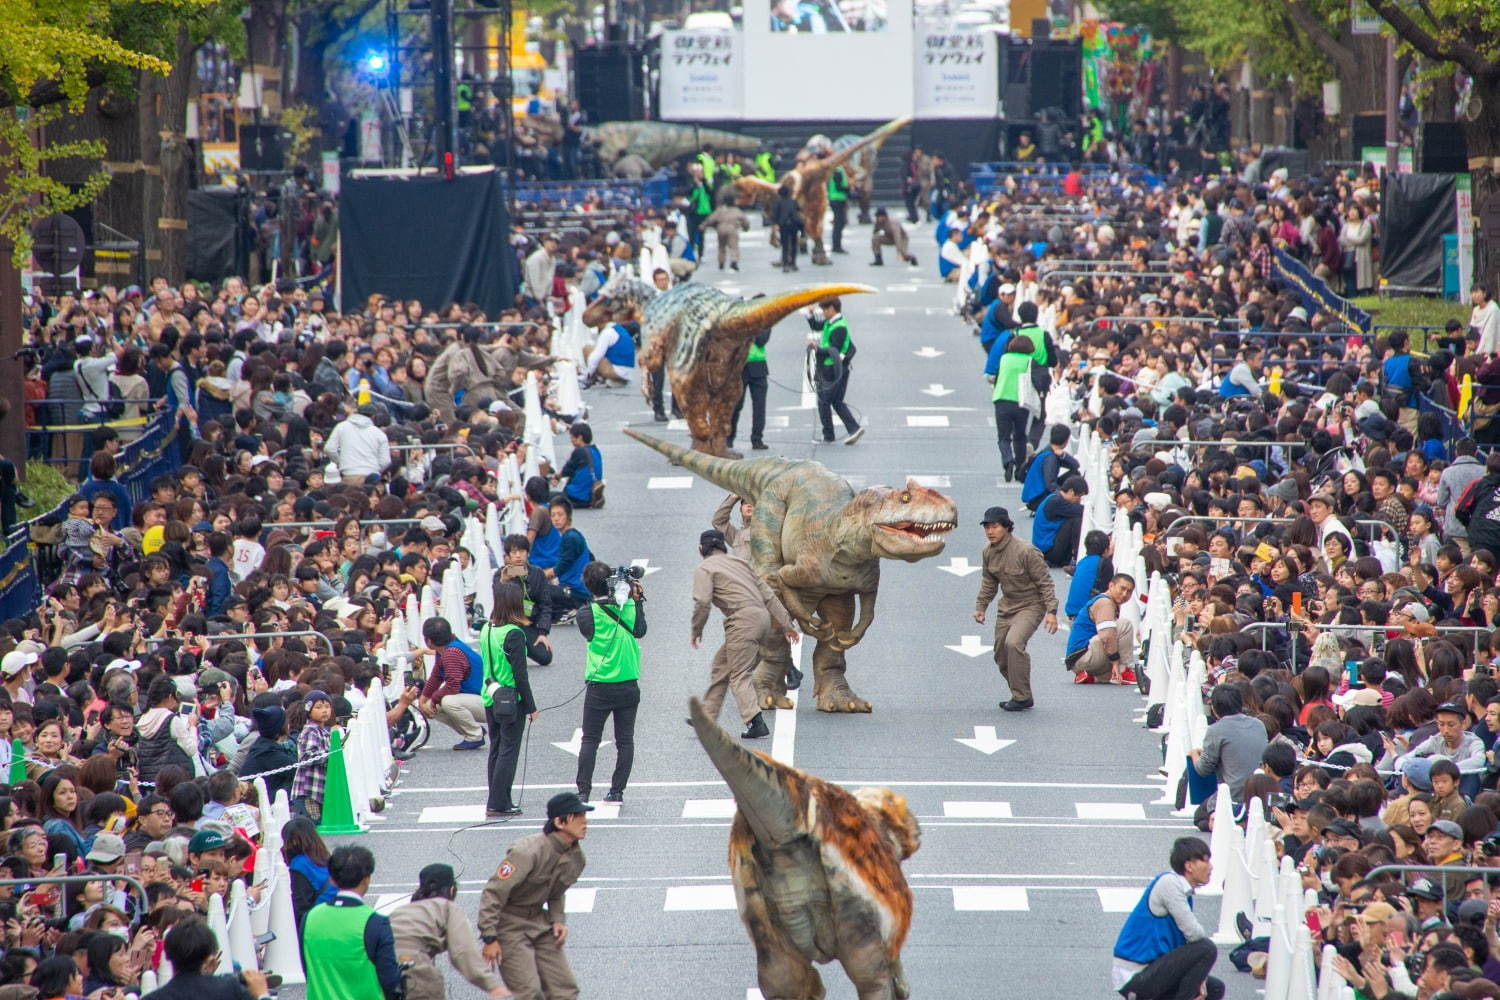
[900,491,911,503]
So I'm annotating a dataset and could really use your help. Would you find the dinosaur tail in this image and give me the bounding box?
[624,428,788,498]
[823,115,914,172]
[688,696,801,847]
[717,283,876,341]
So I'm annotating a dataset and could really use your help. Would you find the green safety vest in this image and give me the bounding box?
[688,182,712,215]
[819,315,850,366]
[480,622,522,706]
[722,161,742,182]
[586,600,641,683]
[746,342,767,363]
[1014,324,1049,368]
[992,350,1032,404]
[754,153,775,181]
[827,166,848,203]
[303,900,384,1000]
[696,152,717,184]
[456,82,473,112]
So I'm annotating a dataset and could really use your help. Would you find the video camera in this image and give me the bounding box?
[608,564,645,604]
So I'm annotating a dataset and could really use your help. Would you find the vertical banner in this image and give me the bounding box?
[659,29,744,119]
[913,28,999,118]
[1456,173,1475,301]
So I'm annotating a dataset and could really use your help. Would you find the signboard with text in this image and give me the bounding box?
[914,27,999,118]
[659,29,744,119]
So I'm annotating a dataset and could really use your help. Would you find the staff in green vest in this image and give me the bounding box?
[302,845,402,1000]
[754,151,776,182]
[685,162,714,259]
[806,298,864,444]
[574,561,648,802]
[155,917,272,1000]
[730,329,772,451]
[827,165,850,254]
[991,334,1036,482]
[481,582,538,819]
[696,148,717,184]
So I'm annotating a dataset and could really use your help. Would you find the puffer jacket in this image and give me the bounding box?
[136,707,197,782]
[325,413,391,478]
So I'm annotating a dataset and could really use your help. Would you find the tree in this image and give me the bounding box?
[1361,0,1500,294]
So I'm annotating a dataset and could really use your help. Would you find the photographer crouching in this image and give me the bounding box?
[574,562,646,805]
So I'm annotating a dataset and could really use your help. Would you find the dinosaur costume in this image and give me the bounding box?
[585,121,762,169]
[627,282,874,456]
[626,430,957,711]
[803,124,908,224]
[688,695,919,1000]
[736,117,911,265]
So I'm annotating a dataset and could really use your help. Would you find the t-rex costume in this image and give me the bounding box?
[626,430,957,711]
[803,124,909,224]
[585,122,762,169]
[688,695,919,999]
[628,282,874,456]
[735,117,911,265]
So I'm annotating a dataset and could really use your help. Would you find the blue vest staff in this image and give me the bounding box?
[1111,837,1223,1000]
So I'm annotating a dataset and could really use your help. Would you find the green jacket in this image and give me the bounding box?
[827,166,849,203]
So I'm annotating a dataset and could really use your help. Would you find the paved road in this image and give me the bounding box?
[342,221,1253,998]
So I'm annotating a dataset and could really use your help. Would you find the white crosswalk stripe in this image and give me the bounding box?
[1096,888,1143,913]
[682,798,738,818]
[941,801,1013,818]
[1075,803,1147,820]
[664,885,738,911]
[951,887,1029,911]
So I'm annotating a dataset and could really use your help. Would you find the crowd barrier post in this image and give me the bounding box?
[1210,820,1253,944]
[1200,783,1233,896]
[207,892,235,974]
[227,879,260,972]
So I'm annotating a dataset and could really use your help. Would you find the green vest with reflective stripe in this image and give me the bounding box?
[480,622,522,706]
[722,161,742,181]
[827,166,848,202]
[819,314,850,366]
[696,152,716,183]
[755,153,775,181]
[303,900,383,1000]
[586,600,641,683]
[456,82,473,112]
[1015,324,1048,367]
[688,182,712,215]
[746,342,767,363]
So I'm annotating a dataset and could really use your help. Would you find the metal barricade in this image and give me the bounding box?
[0,875,149,923]
[148,629,337,655]
[1163,514,1400,543]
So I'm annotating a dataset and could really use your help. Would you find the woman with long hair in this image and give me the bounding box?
[27,721,82,780]
[281,816,337,938]
[389,863,508,999]
[82,932,140,993]
[480,581,537,818]
[37,769,86,857]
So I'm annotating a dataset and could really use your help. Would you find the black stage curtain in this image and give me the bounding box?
[1380,173,1455,291]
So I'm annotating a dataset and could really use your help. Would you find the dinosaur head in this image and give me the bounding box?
[852,787,921,861]
[845,479,957,562]
[581,275,657,328]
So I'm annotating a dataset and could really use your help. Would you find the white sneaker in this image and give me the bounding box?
[844,426,865,445]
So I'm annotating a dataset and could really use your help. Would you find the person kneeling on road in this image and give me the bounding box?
[479,792,592,1000]
[1065,573,1138,686]
[1112,836,1224,1000]
[418,616,488,752]
[391,863,510,999]
[1032,473,1088,569]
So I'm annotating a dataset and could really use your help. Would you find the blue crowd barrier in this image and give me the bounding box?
[512,176,668,209]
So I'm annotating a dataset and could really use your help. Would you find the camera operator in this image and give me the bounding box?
[575,562,645,804]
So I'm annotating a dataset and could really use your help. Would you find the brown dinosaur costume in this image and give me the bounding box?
[629,282,874,456]
[735,117,911,265]
[689,695,919,1000]
[803,123,910,224]
[626,430,958,711]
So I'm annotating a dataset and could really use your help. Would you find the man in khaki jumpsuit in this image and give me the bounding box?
[711,494,805,697]
[691,528,796,740]
[478,792,591,1000]
[972,505,1057,712]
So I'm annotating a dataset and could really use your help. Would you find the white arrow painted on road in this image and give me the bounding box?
[912,346,945,359]
[630,558,661,577]
[944,634,993,657]
[955,725,1015,755]
[921,383,955,397]
[938,557,981,577]
[552,728,611,757]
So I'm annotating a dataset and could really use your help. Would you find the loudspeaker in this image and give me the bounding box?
[574,44,642,124]
[1421,122,1468,173]
[1031,17,1050,38]
[1030,40,1080,120]
[998,38,1031,120]
[1350,113,1385,158]
[238,125,285,171]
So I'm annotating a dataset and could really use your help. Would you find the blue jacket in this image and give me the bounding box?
[1065,553,1101,619]
[979,299,1013,350]
[1112,872,1189,965]
[206,556,232,616]
[1032,492,1081,556]
[560,444,603,505]
[1383,353,1413,391]
[1022,449,1078,510]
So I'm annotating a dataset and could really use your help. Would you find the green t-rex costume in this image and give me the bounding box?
[689,695,920,999]
[626,430,957,711]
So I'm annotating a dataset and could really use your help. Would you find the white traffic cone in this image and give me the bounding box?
[1253,832,1278,931]
[1264,897,1293,1000]
[1316,943,1343,1000]
[156,955,174,988]
[1287,922,1317,1000]
[262,851,306,985]
[207,892,235,975]
[139,969,158,993]
[1200,784,1234,896]
[250,834,273,938]
[227,879,260,972]
[1211,831,1252,944]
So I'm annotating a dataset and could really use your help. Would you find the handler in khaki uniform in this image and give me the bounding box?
[391,863,509,999]
[478,792,591,1000]
[691,529,796,740]
[972,505,1057,712]
[712,495,805,697]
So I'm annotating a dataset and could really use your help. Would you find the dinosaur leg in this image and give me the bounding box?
[754,629,794,710]
[840,948,901,1000]
[812,593,871,713]
[754,937,826,1000]
[830,589,877,651]
[811,235,831,266]
[734,830,826,1000]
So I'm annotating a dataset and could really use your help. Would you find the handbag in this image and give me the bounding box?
[481,625,519,716]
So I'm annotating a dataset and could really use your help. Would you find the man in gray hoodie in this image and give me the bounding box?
[1437,439,1485,554]
[1190,684,1268,802]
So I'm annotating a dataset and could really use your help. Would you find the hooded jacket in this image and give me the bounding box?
[325,413,391,478]
[136,706,198,782]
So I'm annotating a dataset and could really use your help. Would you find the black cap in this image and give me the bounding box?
[980,506,1013,529]
[1435,701,1468,718]
[546,792,595,820]
[699,529,727,549]
[1407,878,1443,901]
[1320,818,1363,840]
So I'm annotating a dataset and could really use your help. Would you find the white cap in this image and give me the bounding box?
[419,515,446,535]
[2,650,37,677]
[999,283,1016,295]
[249,455,272,467]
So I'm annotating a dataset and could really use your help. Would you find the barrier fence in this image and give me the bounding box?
[0,410,180,622]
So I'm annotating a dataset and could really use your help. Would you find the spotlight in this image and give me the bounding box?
[362,50,389,74]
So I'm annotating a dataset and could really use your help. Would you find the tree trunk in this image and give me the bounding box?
[245,0,286,119]
[139,26,196,285]
[0,124,23,481]
[1464,70,1500,298]
[1249,70,1275,149]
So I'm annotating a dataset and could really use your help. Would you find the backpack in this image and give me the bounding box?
[1455,475,1496,527]
[76,364,125,419]
[1406,355,1431,397]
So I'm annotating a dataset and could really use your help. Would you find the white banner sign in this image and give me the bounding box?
[1457,173,1475,301]
[914,28,999,118]
[659,29,744,120]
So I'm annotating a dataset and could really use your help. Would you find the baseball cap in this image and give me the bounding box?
[1457,898,1490,926]
[1401,602,1433,623]
[1320,818,1363,840]
[1359,901,1398,923]
[1306,492,1335,508]
[999,283,1016,295]
[1435,700,1466,717]
[188,829,228,855]
[980,506,1013,530]
[546,792,595,820]
[699,529,727,549]
[1406,878,1443,901]
[1428,820,1465,841]
[85,833,127,864]
[1401,756,1434,791]
[419,515,446,535]
[1,650,37,677]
